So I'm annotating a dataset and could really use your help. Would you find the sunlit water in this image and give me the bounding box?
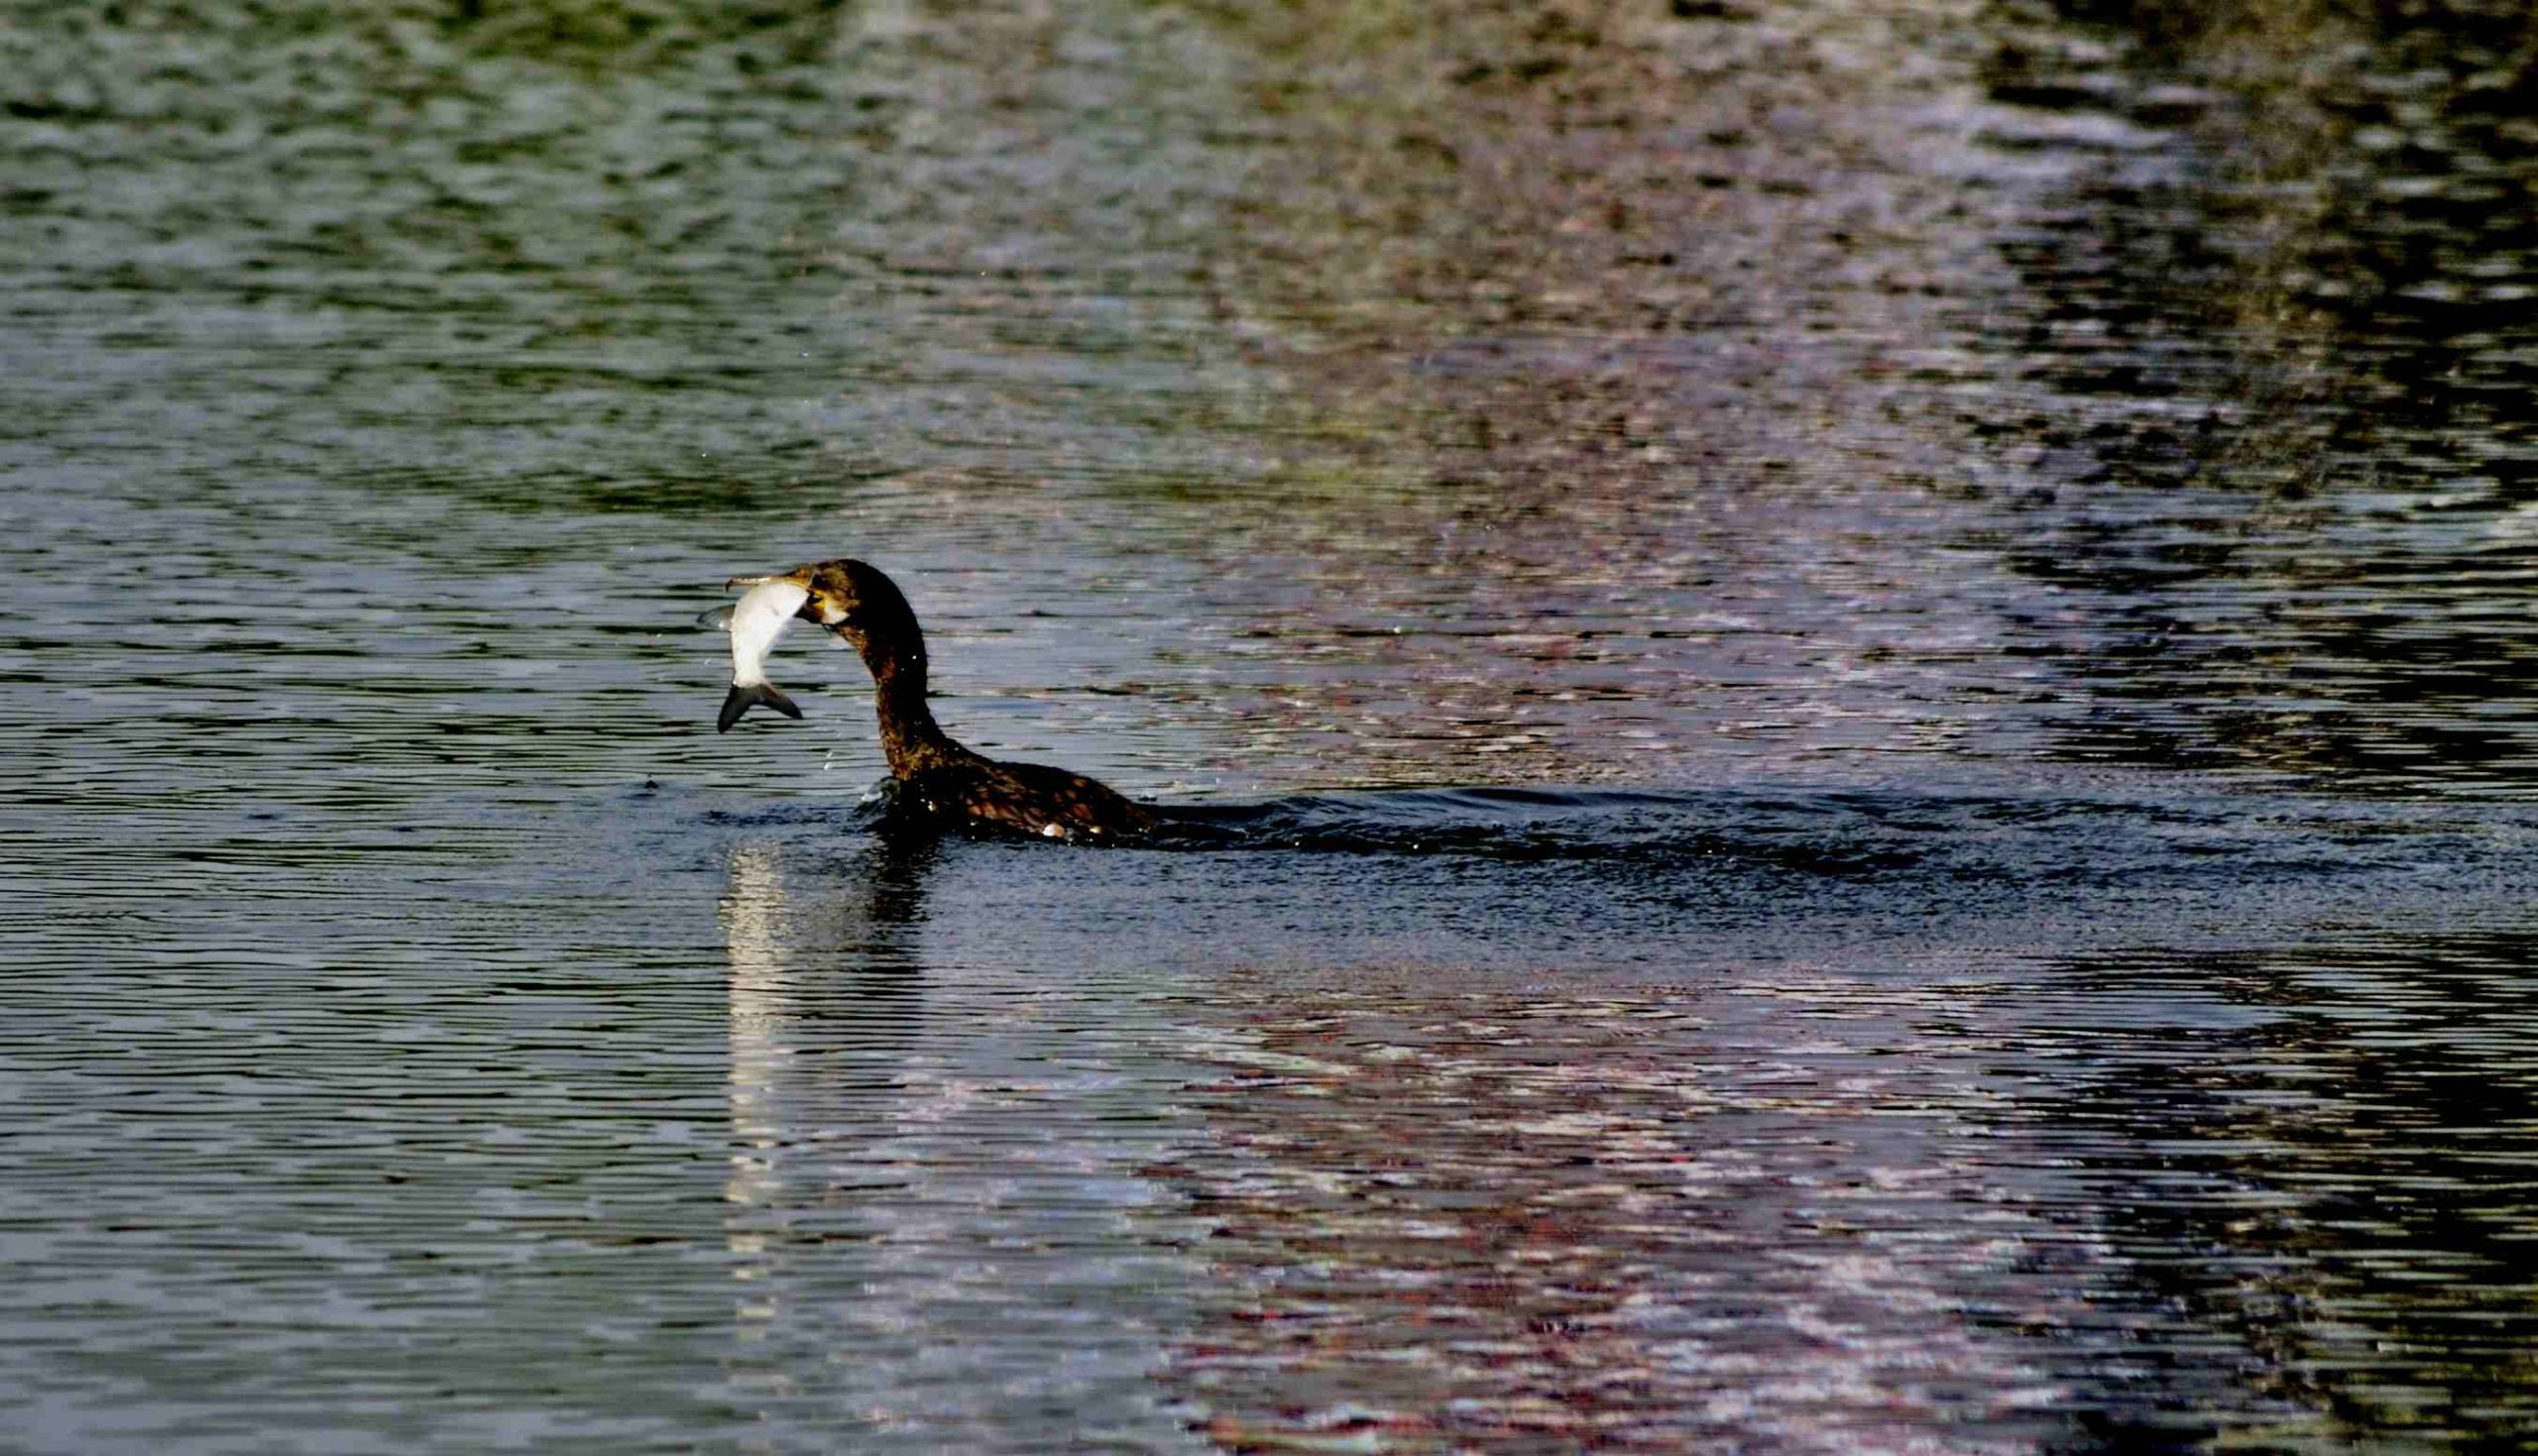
[5,1,2537,1452]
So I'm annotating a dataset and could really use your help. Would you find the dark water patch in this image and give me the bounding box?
[1160,783,2536,900]
[1962,0,2538,795]
[1978,925,2538,1451]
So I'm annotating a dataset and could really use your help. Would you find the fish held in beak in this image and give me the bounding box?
[709,573,813,732]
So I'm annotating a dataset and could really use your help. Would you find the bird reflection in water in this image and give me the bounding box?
[716,835,936,1394]
[710,831,1193,1438]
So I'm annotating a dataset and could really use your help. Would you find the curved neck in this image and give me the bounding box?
[860,631,967,777]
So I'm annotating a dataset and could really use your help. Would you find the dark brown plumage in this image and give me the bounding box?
[774,557,1157,842]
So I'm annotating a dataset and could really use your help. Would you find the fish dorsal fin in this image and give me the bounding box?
[697,605,737,632]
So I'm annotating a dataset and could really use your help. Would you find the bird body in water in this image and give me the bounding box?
[740,557,1157,842]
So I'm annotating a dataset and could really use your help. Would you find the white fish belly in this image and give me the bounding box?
[727,580,809,687]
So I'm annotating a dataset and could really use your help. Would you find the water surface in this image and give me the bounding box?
[5,0,2537,1451]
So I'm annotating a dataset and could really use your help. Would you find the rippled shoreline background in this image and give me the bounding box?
[5,1,2535,1451]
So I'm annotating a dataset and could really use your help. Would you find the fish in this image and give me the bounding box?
[702,574,811,731]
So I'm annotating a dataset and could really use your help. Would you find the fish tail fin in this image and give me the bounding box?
[717,683,804,732]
